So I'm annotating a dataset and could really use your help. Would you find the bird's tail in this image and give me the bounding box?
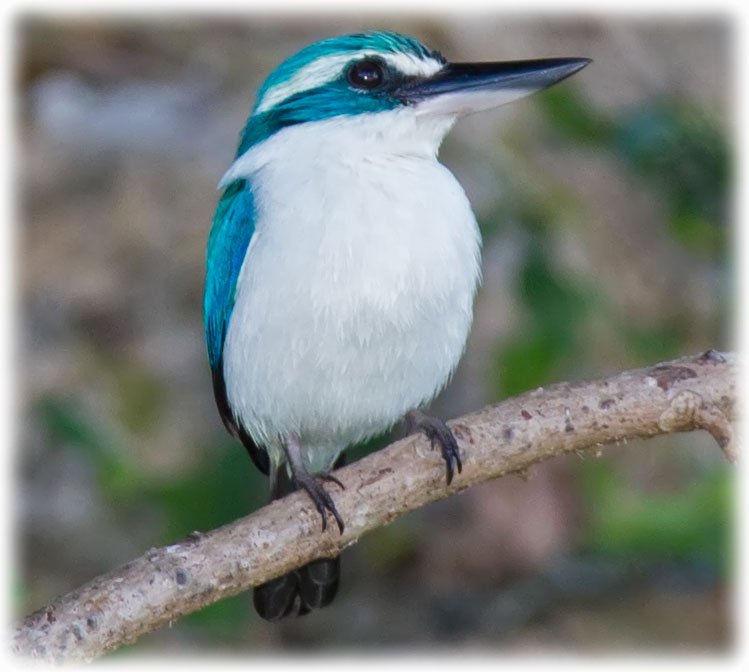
[252,459,342,621]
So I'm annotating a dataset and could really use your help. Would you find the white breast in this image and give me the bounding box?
[222,110,481,473]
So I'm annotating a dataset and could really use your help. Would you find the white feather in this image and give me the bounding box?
[222,108,481,473]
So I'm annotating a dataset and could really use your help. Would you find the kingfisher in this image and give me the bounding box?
[204,31,589,621]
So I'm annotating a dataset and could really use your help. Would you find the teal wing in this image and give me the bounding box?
[204,179,272,474]
[204,179,255,373]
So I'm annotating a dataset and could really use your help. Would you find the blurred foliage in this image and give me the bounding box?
[493,241,596,397]
[490,85,729,401]
[111,361,167,434]
[33,395,267,537]
[35,396,141,500]
[578,460,732,572]
[484,83,731,590]
[540,87,729,258]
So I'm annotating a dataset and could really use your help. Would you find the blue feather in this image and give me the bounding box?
[204,179,255,371]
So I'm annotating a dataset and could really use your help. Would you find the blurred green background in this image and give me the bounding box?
[16,13,733,654]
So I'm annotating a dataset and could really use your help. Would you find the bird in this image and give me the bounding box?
[204,30,589,621]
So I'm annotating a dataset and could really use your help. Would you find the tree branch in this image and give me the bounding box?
[13,350,739,662]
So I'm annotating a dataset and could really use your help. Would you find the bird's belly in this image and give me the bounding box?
[225,285,472,470]
[222,156,480,471]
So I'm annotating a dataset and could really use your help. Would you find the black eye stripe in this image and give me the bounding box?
[346,58,388,90]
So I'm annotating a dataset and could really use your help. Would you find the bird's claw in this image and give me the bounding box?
[293,471,345,534]
[406,410,463,485]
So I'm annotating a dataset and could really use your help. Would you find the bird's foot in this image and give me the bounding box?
[405,409,463,485]
[282,434,345,534]
[292,470,345,534]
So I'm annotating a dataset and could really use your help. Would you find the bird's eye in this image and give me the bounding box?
[346,59,386,90]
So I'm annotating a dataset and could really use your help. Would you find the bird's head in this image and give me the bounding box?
[230,31,590,165]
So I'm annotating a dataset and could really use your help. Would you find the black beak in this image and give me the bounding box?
[396,57,591,115]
